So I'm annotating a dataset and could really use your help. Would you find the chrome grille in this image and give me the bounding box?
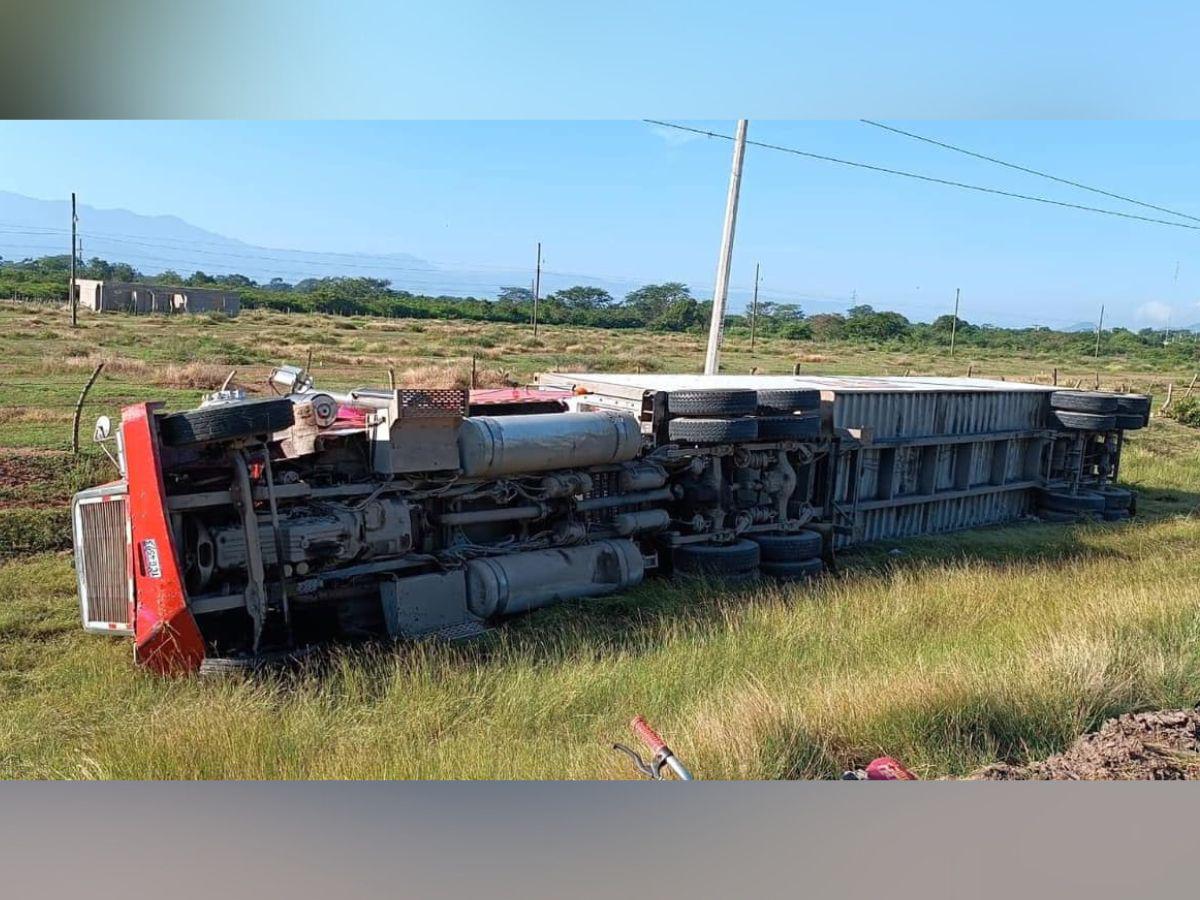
[74,491,132,634]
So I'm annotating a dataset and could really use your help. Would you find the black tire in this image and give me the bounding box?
[668,416,759,444]
[667,389,757,417]
[749,529,822,562]
[1051,410,1117,432]
[1037,489,1105,513]
[1115,394,1151,422]
[672,538,760,576]
[760,558,824,581]
[1050,391,1118,414]
[1115,413,1146,430]
[756,413,821,440]
[1098,487,1133,510]
[1102,509,1131,522]
[756,388,821,414]
[159,398,295,447]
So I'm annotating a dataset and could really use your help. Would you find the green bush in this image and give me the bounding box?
[1166,395,1200,428]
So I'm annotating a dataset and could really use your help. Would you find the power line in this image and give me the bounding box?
[860,119,1200,224]
[644,120,1200,233]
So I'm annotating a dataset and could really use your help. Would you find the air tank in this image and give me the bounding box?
[458,411,642,478]
[465,539,645,618]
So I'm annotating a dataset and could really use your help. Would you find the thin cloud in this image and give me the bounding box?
[1136,300,1173,326]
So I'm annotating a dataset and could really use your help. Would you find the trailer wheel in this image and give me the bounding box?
[760,557,824,581]
[1115,412,1146,430]
[749,529,822,562]
[158,398,295,447]
[756,413,820,440]
[1115,393,1151,423]
[756,388,821,414]
[1037,489,1105,514]
[668,416,759,444]
[666,389,757,417]
[1049,391,1118,414]
[1051,410,1117,432]
[672,538,760,576]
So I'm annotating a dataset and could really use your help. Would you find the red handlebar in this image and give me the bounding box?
[631,715,668,755]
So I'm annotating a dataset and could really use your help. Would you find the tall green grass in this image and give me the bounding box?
[2,421,1199,780]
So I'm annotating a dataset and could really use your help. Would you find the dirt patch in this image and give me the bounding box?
[972,709,1200,780]
[0,455,66,508]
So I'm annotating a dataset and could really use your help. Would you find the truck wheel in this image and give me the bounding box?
[672,538,761,576]
[159,398,295,447]
[756,413,820,440]
[1051,410,1117,431]
[1050,391,1118,414]
[1115,394,1151,424]
[756,388,821,414]
[667,389,757,417]
[760,557,824,581]
[1115,413,1146,430]
[749,530,822,562]
[1037,489,1105,513]
[668,416,758,444]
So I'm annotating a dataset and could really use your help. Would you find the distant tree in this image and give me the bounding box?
[624,282,692,320]
[155,269,183,285]
[548,285,614,309]
[807,312,846,340]
[110,262,139,282]
[267,277,292,291]
[932,314,971,333]
[844,309,910,341]
[186,270,216,286]
[847,304,876,319]
[498,286,534,305]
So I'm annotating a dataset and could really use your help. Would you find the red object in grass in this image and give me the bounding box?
[865,756,917,780]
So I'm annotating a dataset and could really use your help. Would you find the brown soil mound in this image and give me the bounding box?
[973,709,1200,780]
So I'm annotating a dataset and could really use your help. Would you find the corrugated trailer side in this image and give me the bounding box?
[537,372,1061,546]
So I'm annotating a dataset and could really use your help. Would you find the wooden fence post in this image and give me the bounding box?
[1052,367,1058,386]
[71,362,105,455]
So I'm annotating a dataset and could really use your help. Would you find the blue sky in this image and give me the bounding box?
[2,119,1199,328]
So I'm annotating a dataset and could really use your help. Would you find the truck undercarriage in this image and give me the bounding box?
[71,366,1147,674]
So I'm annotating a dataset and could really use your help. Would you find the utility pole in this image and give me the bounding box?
[532,241,541,339]
[69,192,77,326]
[949,287,960,358]
[703,119,748,375]
[749,262,761,351]
[1094,304,1105,360]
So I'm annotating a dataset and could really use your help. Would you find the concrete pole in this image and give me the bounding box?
[703,119,748,375]
[1094,304,1104,361]
[69,192,77,327]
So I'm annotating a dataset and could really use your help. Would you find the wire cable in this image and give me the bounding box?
[644,120,1200,233]
[860,119,1200,224]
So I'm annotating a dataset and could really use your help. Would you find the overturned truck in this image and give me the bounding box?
[72,367,1149,673]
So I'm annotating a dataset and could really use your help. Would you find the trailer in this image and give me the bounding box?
[71,365,1148,673]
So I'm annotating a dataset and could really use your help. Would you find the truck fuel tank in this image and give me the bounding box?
[457,411,642,478]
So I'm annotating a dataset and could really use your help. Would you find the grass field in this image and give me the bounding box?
[1,301,1199,779]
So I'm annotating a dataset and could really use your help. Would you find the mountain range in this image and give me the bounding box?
[0,190,658,302]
